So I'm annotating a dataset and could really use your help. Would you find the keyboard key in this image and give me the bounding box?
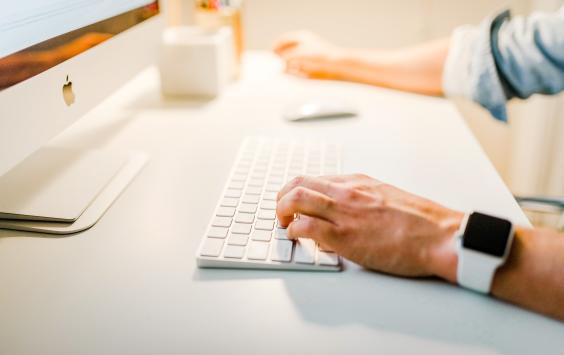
[232,173,247,181]
[238,168,252,176]
[228,181,245,190]
[251,230,272,242]
[318,251,339,266]
[225,189,241,198]
[294,238,316,264]
[247,241,270,260]
[212,217,232,228]
[261,201,277,210]
[242,195,260,204]
[268,177,283,184]
[263,192,277,201]
[235,213,254,224]
[220,198,239,207]
[274,227,289,239]
[200,238,224,257]
[245,186,262,195]
[270,240,293,262]
[238,203,258,214]
[235,168,250,175]
[227,234,249,246]
[231,223,252,234]
[265,184,281,192]
[255,220,275,231]
[216,207,236,217]
[223,245,245,259]
[251,173,266,180]
[207,227,228,239]
[258,209,276,220]
[248,179,264,187]
[318,243,334,252]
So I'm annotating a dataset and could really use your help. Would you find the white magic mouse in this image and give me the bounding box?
[283,99,358,121]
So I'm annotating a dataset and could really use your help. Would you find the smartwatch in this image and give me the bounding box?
[455,212,515,294]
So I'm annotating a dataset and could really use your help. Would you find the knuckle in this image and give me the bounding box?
[323,196,335,210]
[373,192,386,208]
[379,182,394,192]
[353,173,369,180]
[324,179,338,193]
[292,175,305,186]
[290,186,307,203]
[342,185,359,200]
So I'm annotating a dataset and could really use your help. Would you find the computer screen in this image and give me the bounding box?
[0,0,159,90]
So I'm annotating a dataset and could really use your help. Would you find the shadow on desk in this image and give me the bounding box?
[125,88,215,112]
[193,263,562,355]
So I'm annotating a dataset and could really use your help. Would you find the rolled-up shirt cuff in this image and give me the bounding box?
[442,11,511,122]
[442,25,478,99]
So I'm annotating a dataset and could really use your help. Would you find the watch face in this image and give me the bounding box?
[463,212,512,257]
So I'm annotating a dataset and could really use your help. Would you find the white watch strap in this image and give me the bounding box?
[457,247,502,293]
[455,212,515,294]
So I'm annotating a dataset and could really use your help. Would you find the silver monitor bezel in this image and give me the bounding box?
[0,3,163,176]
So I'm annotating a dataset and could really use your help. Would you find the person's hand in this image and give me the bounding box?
[276,174,463,281]
[272,30,346,80]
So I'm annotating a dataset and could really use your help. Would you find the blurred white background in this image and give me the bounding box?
[167,0,564,199]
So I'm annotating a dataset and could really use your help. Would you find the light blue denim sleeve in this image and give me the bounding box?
[472,7,564,121]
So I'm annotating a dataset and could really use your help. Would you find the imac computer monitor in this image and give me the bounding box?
[0,1,163,177]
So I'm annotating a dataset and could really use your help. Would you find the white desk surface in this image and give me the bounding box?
[1,52,562,355]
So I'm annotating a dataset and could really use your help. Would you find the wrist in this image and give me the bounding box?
[428,210,463,283]
[325,47,359,80]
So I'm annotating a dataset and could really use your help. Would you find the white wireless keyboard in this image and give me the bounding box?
[196,137,343,271]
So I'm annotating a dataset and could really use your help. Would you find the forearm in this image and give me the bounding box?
[333,38,450,96]
[491,228,564,320]
[434,225,564,320]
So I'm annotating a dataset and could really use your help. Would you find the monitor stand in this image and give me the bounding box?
[0,147,147,234]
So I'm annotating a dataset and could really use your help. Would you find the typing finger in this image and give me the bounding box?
[276,186,335,227]
[287,215,335,242]
[277,175,336,202]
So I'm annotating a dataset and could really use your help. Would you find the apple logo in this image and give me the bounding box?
[62,75,75,106]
